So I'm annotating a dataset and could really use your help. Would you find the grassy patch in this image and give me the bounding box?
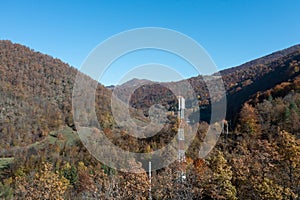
[46,126,80,147]
[30,126,79,150]
[0,157,14,170]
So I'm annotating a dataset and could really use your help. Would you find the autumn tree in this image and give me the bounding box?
[205,150,237,200]
[14,162,70,200]
[118,159,149,199]
[275,130,300,199]
[0,178,13,200]
[239,103,261,135]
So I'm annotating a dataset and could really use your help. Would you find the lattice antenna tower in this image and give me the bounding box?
[177,96,186,181]
[148,161,152,200]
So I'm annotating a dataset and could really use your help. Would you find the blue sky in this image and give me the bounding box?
[1,0,300,86]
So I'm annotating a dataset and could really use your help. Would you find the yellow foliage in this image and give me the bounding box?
[14,162,70,200]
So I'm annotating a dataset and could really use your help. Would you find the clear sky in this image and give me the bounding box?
[1,0,300,86]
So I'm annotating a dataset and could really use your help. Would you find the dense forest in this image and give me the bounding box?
[0,40,300,199]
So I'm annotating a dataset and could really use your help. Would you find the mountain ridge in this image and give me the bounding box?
[1,39,300,149]
[114,44,300,123]
[117,43,300,89]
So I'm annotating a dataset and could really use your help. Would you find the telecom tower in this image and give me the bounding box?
[177,96,186,181]
[148,161,152,200]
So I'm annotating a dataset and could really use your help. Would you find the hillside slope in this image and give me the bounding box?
[1,40,299,149]
[0,40,112,149]
[116,44,300,123]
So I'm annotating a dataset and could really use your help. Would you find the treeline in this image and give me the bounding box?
[115,46,300,118]
[0,40,300,199]
[1,89,300,199]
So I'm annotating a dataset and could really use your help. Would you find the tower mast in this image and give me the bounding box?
[148,161,152,200]
[177,96,186,181]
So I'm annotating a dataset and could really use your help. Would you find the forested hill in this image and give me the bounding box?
[117,44,300,122]
[1,39,299,151]
[217,44,300,76]
[0,40,112,149]
[0,40,300,199]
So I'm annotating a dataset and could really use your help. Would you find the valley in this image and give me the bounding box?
[0,40,300,199]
